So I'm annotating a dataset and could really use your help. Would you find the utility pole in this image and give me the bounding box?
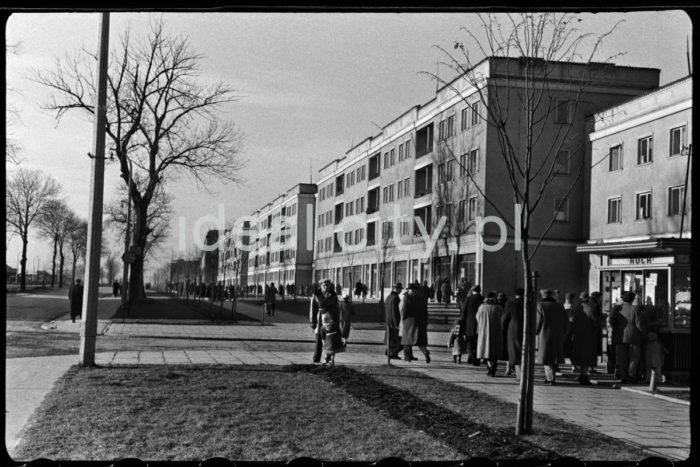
[79,12,110,367]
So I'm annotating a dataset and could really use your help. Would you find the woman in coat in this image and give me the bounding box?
[501,288,524,380]
[339,293,354,345]
[569,291,599,385]
[536,289,567,385]
[476,291,503,376]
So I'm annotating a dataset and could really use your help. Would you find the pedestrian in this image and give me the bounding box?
[361,283,368,302]
[265,282,277,316]
[354,280,363,299]
[562,292,577,368]
[496,291,510,374]
[590,291,604,374]
[401,282,431,363]
[569,292,599,385]
[645,331,666,393]
[68,279,84,323]
[463,285,484,365]
[441,278,452,306]
[447,319,466,363]
[320,309,345,365]
[309,279,340,363]
[501,287,525,380]
[536,289,567,385]
[421,281,432,304]
[384,282,402,359]
[476,291,503,376]
[609,291,647,384]
[336,282,343,297]
[339,293,354,346]
[112,280,120,297]
[456,277,469,312]
[434,276,443,303]
[278,283,285,302]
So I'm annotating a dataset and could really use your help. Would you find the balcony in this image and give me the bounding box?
[368,153,381,180]
[415,123,434,158]
[414,165,433,198]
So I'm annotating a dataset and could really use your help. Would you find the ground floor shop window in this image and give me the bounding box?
[674,267,691,329]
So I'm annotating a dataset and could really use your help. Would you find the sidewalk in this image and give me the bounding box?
[7,300,691,461]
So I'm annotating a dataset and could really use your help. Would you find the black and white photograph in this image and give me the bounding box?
[5,8,694,465]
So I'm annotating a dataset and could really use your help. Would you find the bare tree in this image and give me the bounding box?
[374,220,395,307]
[36,199,74,288]
[105,182,172,260]
[426,13,624,434]
[34,18,245,304]
[6,169,62,291]
[6,42,23,166]
[67,216,88,284]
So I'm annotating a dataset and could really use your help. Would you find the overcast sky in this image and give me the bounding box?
[5,10,693,278]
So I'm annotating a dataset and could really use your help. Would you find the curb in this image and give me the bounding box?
[619,385,690,406]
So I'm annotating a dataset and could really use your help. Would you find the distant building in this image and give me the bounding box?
[217,224,249,290]
[245,183,317,293]
[577,76,692,370]
[201,229,219,284]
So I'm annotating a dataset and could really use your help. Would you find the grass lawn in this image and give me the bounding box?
[14,364,649,463]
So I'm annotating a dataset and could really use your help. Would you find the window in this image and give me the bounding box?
[446,115,455,138]
[670,125,687,156]
[382,221,394,239]
[398,143,404,161]
[555,99,574,124]
[416,123,434,158]
[383,152,389,169]
[471,102,480,126]
[390,148,395,166]
[554,150,570,175]
[468,196,478,221]
[668,185,685,216]
[361,165,366,180]
[399,219,410,236]
[636,192,652,220]
[607,197,622,223]
[369,153,380,180]
[405,140,411,158]
[397,180,403,199]
[346,173,351,187]
[469,149,479,174]
[382,186,388,204]
[438,162,446,183]
[458,200,467,222]
[403,177,410,197]
[439,120,446,140]
[554,197,569,222]
[609,145,623,171]
[461,107,469,130]
[637,136,653,165]
[389,184,394,202]
[355,198,361,213]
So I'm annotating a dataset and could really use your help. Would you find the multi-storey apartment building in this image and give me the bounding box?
[314,57,660,298]
[245,183,317,293]
[217,224,249,290]
[200,229,219,285]
[577,76,692,370]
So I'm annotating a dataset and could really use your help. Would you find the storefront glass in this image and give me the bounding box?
[394,260,408,285]
[673,267,691,329]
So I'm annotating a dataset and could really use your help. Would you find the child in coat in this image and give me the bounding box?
[447,320,467,363]
[321,311,345,365]
[645,331,666,393]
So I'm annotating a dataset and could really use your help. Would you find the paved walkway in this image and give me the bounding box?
[7,317,691,461]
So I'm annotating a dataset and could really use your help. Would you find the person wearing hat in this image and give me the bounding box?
[265,282,277,316]
[384,282,403,359]
[536,289,567,385]
[609,291,647,383]
[569,291,600,385]
[401,282,431,363]
[462,284,484,365]
[476,291,503,376]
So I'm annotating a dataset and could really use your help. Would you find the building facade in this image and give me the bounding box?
[577,76,692,370]
[244,183,317,294]
[217,225,249,290]
[200,229,219,285]
[314,57,660,298]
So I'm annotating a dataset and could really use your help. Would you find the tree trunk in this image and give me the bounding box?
[20,238,28,291]
[516,231,537,435]
[71,254,78,285]
[58,251,65,288]
[50,237,58,287]
[128,203,148,302]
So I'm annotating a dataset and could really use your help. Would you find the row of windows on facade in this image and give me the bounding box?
[607,125,688,171]
[257,203,298,231]
[606,186,687,224]
[254,226,298,248]
[248,248,297,268]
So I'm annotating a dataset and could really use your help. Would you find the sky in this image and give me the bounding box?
[4,10,693,279]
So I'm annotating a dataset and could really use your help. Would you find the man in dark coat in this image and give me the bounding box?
[609,291,647,383]
[462,285,483,365]
[536,289,567,385]
[401,282,430,363]
[384,283,402,359]
[501,287,525,381]
[570,291,599,385]
[69,279,84,323]
[112,280,120,297]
